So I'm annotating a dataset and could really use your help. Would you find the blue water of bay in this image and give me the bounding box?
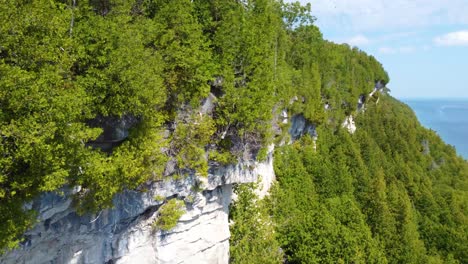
[403,99,468,160]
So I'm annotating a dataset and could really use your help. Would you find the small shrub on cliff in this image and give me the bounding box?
[256,147,269,162]
[153,199,185,231]
[154,195,165,202]
[209,150,237,165]
[172,115,216,176]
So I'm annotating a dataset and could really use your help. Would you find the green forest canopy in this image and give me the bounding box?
[0,1,465,262]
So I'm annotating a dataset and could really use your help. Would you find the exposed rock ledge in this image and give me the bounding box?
[342,115,357,134]
[0,148,275,264]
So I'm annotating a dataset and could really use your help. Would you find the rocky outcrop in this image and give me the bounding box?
[289,114,317,141]
[342,115,357,134]
[369,80,386,98]
[0,89,375,264]
[87,115,140,152]
[0,150,275,264]
[357,95,366,112]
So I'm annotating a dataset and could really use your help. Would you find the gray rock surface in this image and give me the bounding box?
[289,114,317,141]
[0,150,275,264]
[342,115,357,134]
[357,95,366,111]
[200,93,217,116]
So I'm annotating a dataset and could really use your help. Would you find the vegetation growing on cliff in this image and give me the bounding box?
[1,1,466,261]
[266,97,468,263]
[231,97,467,263]
[222,2,467,263]
[153,199,185,231]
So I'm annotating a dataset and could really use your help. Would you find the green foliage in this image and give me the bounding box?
[270,97,468,263]
[210,0,284,140]
[73,12,166,117]
[281,0,315,30]
[153,199,185,231]
[0,202,36,254]
[256,147,269,162]
[269,143,386,263]
[0,1,465,260]
[0,0,169,248]
[147,0,214,108]
[209,150,237,165]
[172,115,216,176]
[229,183,283,264]
[154,195,165,202]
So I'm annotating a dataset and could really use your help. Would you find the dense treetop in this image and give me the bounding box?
[256,97,467,263]
[1,1,465,261]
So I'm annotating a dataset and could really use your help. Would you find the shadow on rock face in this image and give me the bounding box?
[289,114,317,141]
[86,115,140,152]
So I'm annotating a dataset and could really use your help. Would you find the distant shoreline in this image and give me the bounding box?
[403,99,468,160]
[400,97,468,102]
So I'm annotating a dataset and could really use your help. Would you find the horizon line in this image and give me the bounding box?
[397,97,468,101]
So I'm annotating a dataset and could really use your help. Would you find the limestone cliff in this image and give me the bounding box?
[0,149,275,264]
[0,104,323,264]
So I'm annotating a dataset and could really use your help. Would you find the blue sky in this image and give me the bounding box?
[290,0,468,99]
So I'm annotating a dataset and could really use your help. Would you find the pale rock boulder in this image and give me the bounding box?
[342,115,357,134]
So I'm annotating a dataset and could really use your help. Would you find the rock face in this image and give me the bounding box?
[1,93,366,264]
[289,114,318,151]
[369,80,387,98]
[357,95,366,112]
[289,114,317,141]
[0,151,275,264]
[87,115,140,152]
[342,115,357,134]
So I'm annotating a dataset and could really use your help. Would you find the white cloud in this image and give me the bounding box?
[434,31,468,46]
[377,31,420,42]
[290,0,468,32]
[378,47,396,54]
[378,46,416,54]
[344,34,370,46]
